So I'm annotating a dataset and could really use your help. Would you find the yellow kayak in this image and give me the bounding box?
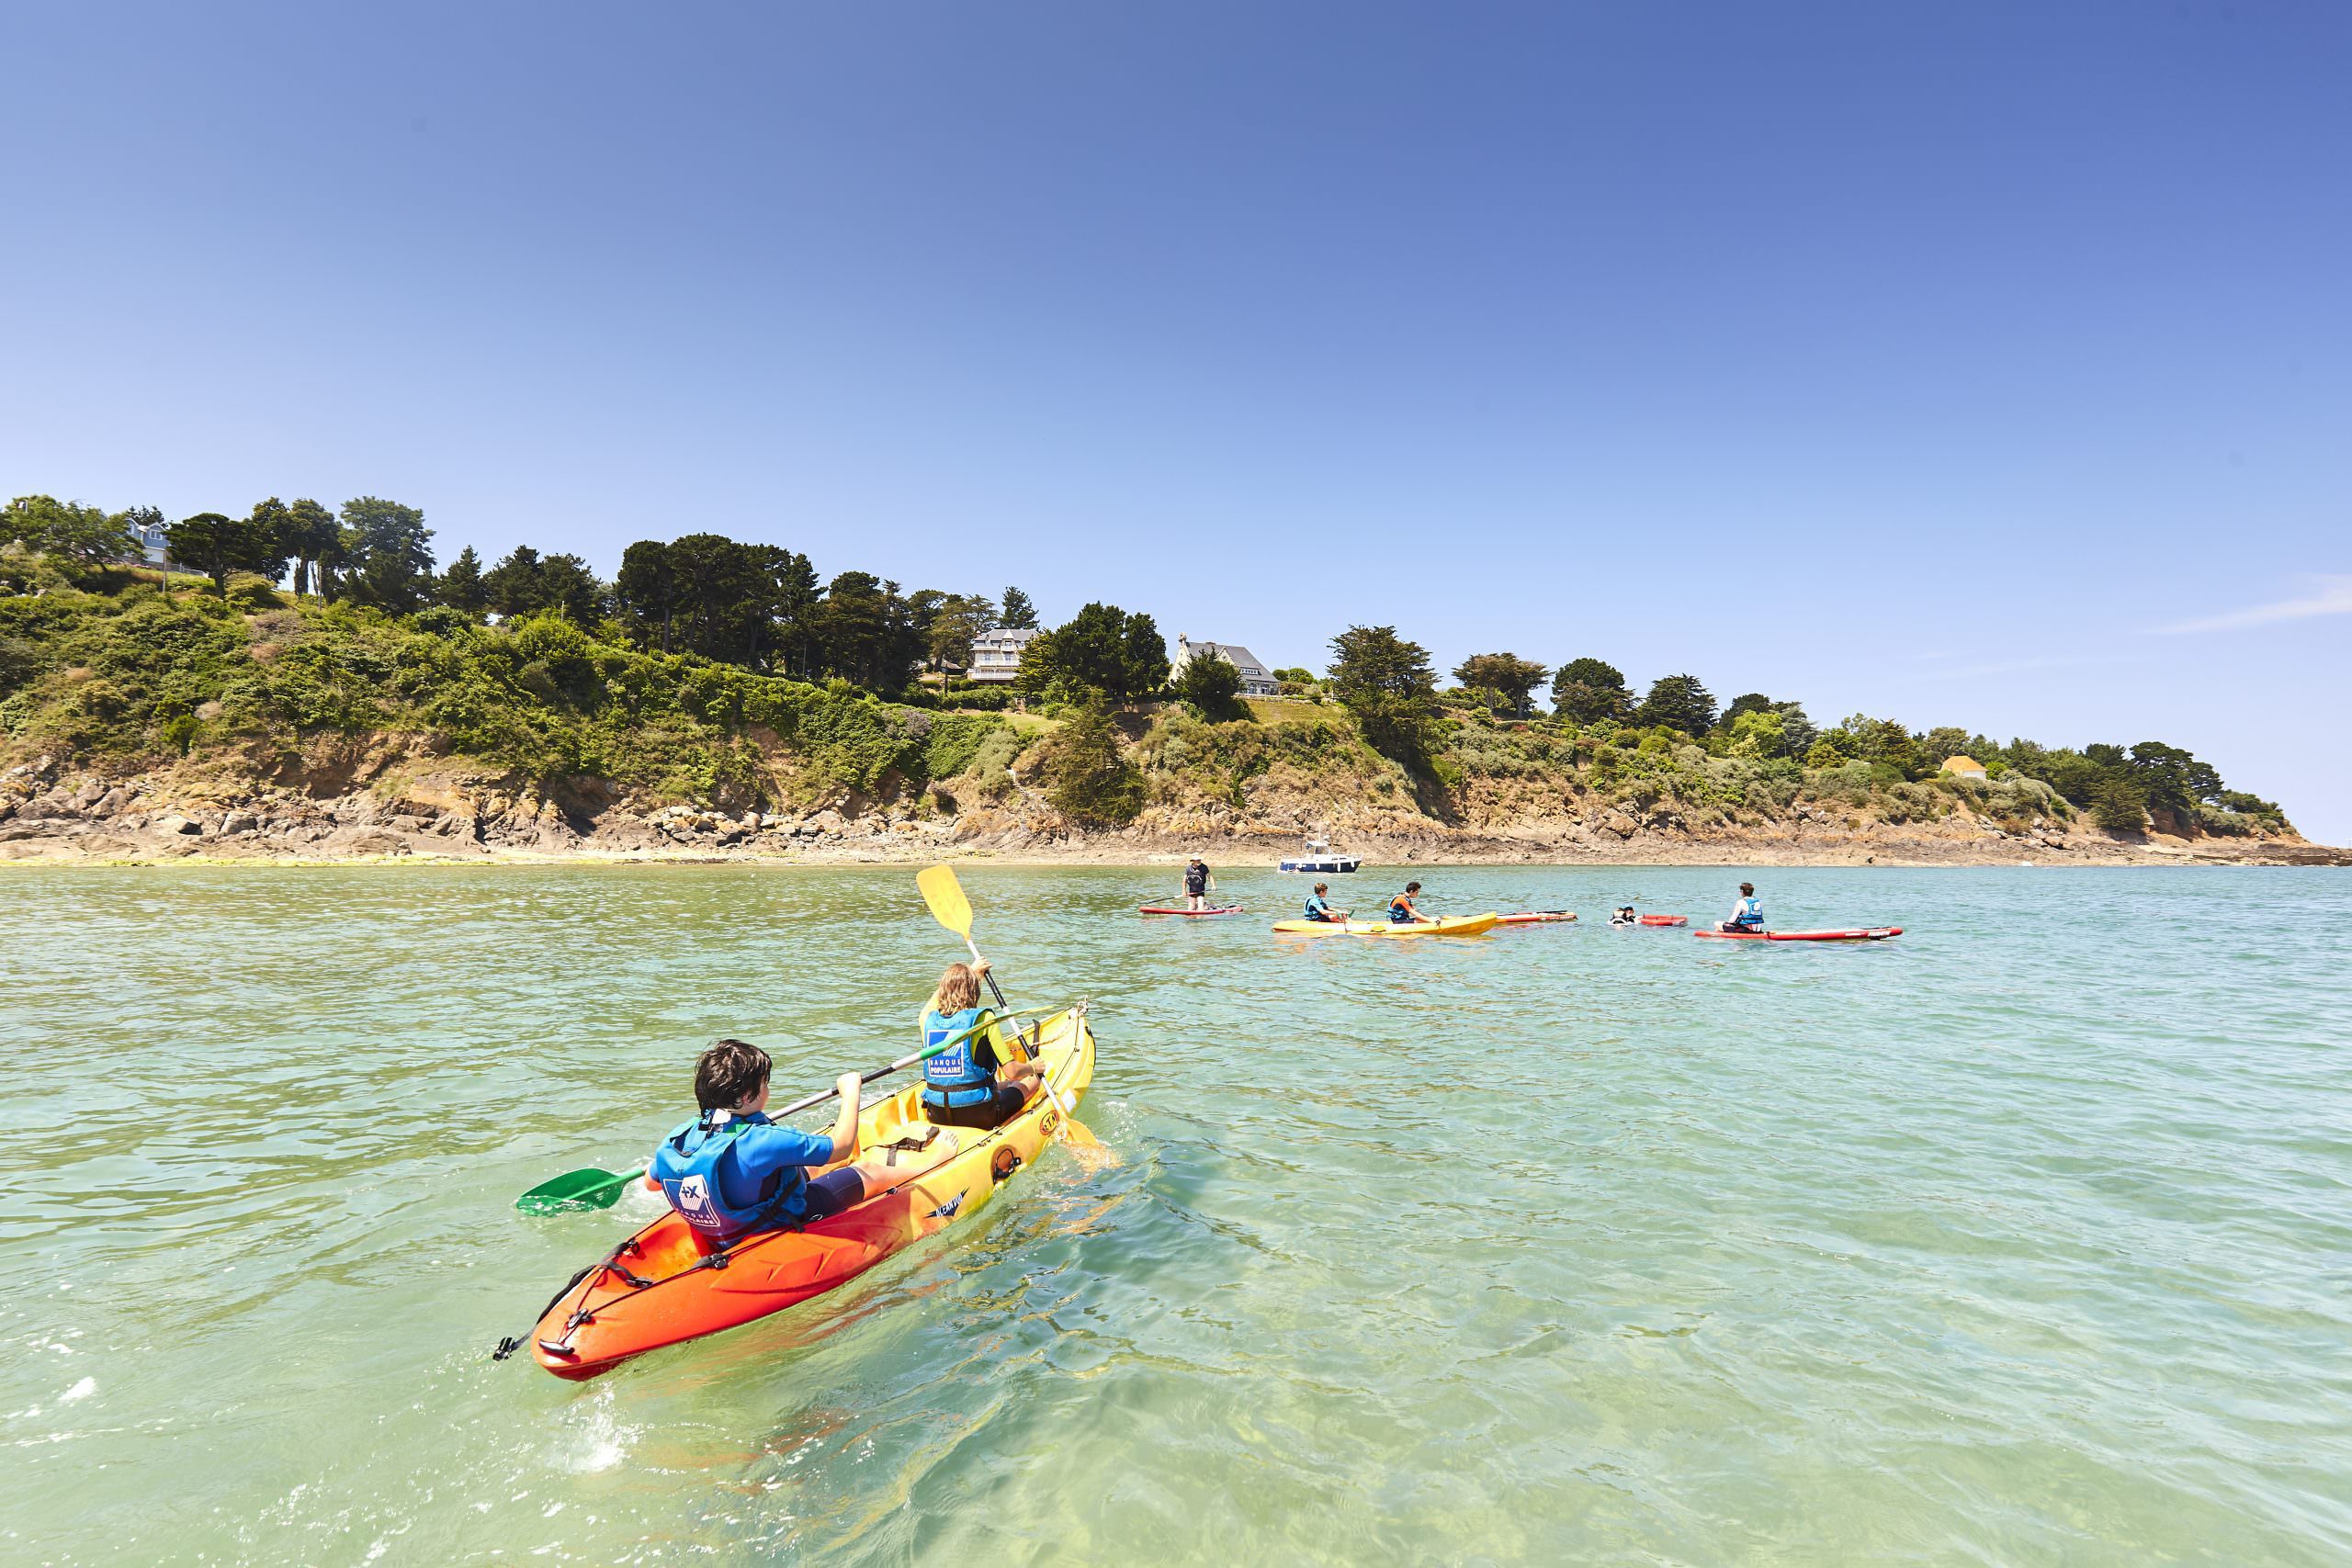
[1271,913,1501,938]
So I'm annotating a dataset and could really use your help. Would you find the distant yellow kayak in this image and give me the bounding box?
[1271,913,1501,938]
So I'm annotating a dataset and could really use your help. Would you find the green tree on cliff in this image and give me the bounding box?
[1550,658,1634,725]
[1635,673,1716,738]
[1018,602,1169,705]
[337,497,435,614]
[1175,645,1247,719]
[1453,652,1549,719]
[6,495,138,571]
[436,547,490,616]
[1329,625,1439,762]
[166,511,275,596]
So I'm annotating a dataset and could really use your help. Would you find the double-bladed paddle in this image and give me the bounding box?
[511,1006,1052,1214]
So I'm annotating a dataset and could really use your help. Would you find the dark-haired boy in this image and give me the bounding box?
[649,1039,887,1242]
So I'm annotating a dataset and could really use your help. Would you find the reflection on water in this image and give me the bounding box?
[2,863,2349,1564]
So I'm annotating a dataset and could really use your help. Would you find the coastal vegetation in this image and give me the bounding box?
[0,491,2300,846]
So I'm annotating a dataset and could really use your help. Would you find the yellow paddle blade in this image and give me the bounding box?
[1052,1110,1118,1171]
[917,864,973,939]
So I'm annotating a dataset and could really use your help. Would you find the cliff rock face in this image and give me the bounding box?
[1,738,2336,866]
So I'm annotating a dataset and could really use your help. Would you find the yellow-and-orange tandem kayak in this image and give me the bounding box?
[528,1005,1095,1381]
[1269,913,1501,937]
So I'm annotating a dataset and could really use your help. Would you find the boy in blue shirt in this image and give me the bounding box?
[650,1040,887,1242]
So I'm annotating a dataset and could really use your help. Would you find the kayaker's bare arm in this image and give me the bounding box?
[820,1071,864,1163]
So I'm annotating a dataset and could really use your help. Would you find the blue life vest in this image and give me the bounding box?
[1389,897,1414,924]
[649,1112,808,1240]
[922,1007,997,1110]
[1304,894,1332,921]
[1733,896,1763,928]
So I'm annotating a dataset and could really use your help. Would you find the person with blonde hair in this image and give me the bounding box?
[918,960,1045,1129]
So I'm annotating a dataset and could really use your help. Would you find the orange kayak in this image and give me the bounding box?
[527,1006,1095,1380]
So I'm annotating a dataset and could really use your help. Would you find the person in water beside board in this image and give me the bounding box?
[1610,905,1638,927]
[1182,857,1214,911]
[1302,882,1350,922]
[650,1040,888,1243]
[917,960,1045,1130]
[1387,881,1433,925]
[1719,882,1764,933]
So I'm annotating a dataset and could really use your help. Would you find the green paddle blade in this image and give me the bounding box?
[514,1165,643,1214]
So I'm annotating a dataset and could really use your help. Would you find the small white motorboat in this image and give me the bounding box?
[1279,836,1362,874]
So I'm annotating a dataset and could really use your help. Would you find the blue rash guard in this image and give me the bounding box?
[650,1112,835,1241]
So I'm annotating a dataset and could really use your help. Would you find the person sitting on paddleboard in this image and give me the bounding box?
[1719,882,1764,933]
[1388,881,1431,925]
[1183,858,1212,912]
[918,961,1045,1131]
[1303,882,1349,923]
[1610,905,1637,927]
[650,1040,887,1242]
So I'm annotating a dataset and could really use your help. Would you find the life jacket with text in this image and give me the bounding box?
[921,1006,998,1111]
[1732,896,1764,928]
[649,1112,808,1240]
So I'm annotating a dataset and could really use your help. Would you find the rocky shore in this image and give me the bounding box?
[4,754,2340,869]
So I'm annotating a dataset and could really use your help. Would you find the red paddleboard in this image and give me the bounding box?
[1639,915,1688,927]
[1497,911,1577,925]
[1139,904,1245,916]
[1695,926,1903,942]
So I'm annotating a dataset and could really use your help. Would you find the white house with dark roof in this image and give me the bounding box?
[967,626,1039,684]
[1170,635,1279,698]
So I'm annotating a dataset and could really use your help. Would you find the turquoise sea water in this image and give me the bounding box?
[2,863,2347,1564]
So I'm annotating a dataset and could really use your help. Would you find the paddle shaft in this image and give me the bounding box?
[770,1006,1052,1119]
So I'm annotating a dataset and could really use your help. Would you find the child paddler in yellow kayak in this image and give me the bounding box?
[916,960,1046,1130]
[649,1042,891,1243]
[1387,880,1434,925]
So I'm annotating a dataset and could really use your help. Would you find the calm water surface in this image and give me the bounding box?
[2,864,2347,1564]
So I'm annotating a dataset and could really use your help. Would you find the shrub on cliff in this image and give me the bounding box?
[1040,705,1144,826]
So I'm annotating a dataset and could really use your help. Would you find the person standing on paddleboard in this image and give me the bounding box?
[650,1041,889,1242]
[1719,882,1764,933]
[1303,881,1349,923]
[918,961,1045,1131]
[1182,857,1214,911]
[1388,881,1433,925]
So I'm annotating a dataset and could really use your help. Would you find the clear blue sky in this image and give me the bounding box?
[5,4,2347,841]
